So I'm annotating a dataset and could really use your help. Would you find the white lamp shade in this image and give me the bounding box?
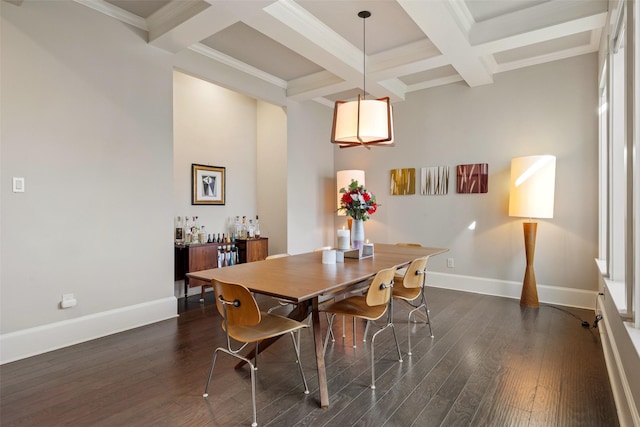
[337,170,365,214]
[509,155,556,219]
[331,96,393,147]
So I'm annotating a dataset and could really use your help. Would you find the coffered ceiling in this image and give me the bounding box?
[77,0,607,107]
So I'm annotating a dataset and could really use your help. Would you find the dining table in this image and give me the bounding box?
[187,242,448,408]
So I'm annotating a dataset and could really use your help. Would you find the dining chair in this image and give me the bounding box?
[394,242,422,277]
[320,266,402,390]
[392,256,433,356]
[203,279,309,427]
[265,251,336,341]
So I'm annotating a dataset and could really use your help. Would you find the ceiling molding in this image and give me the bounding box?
[73,0,609,107]
[189,43,287,89]
[74,0,147,30]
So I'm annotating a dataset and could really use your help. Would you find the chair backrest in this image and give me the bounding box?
[395,242,422,247]
[212,279,261,327]
[365,266,397,306]
[400,256,429,289]
[266,253,289,259]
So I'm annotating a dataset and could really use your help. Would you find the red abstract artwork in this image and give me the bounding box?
[456,163,488,193]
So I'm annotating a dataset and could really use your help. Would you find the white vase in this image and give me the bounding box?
[351,219,365,249]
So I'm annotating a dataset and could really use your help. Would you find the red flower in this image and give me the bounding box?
[337,179,379,221]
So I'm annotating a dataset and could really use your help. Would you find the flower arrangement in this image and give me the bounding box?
[338,180,378,221]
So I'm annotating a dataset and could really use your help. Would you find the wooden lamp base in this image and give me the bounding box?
[520,221,539,308]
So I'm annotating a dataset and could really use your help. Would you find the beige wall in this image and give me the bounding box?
[0,0,600,362]
[335,54,599,297]
[1,1,175,344]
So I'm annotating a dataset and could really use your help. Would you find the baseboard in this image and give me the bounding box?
[0,297,178,364]
[426,272,597,309]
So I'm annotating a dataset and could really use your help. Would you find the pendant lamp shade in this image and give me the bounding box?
[331,96,394,147]
[331,11,394,148]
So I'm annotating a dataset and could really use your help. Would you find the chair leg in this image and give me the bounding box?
[254,341,259,370]
[322,314,336,357]
[289,331,310,394]
[203,348,220,397]
[405,292,434,356]
[422,294,434,338]
[353,317,357,348]
[363,320,370,342]
[327,313,336,342]
[204,348,258,427]
[369,322,403,390]
[248,359,258,427]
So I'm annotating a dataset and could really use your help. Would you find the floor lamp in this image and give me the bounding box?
[508,155,556,308]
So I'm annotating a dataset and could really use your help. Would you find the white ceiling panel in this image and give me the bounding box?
[77,0,608,106]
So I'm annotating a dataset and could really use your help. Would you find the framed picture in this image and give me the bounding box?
[390,168,416,195]
[192,164,225,205]
[456,163,488,193]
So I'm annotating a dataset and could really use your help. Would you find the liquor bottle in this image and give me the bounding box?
[175,216,184,244]
[235,216,242,239]
[254,215,261,238]
[191,217,199,243]
[185,216,192,243]
[228,245,235,266]
[241,216,247,239]
[247,219,255,238]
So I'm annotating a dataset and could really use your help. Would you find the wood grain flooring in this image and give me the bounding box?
[0,288,618,426]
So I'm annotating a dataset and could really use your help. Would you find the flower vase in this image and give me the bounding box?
[351,219,365,249]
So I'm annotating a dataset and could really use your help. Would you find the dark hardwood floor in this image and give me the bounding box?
[1,288,618,426]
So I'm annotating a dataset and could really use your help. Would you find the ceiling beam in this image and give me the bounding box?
[470,0,608,47]
[246,0,405,102]
[398,0,493,87]
[148,0,271,53]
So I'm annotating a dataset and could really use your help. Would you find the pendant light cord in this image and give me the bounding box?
[358,11,371,100]
[362,13,366,99]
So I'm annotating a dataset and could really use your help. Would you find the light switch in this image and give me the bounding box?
[12,177,25,193]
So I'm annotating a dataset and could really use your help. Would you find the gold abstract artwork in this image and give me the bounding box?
[390,168,416,195]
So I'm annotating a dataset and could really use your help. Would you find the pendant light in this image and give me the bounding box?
[330,11,394,148]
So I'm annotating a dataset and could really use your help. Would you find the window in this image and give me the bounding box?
[599,0,638,328]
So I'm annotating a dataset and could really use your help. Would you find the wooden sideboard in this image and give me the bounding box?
[235,237,269,263]
[175,237,268,301]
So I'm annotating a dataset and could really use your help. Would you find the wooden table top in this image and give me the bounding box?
[186,243,448,302]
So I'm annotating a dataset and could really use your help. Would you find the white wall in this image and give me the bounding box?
[286,100,335,254]
[173,70,258,237]
[335,54,599,305]
[257,101,288,255]
[1,1,176,361]
[0,1,600,363]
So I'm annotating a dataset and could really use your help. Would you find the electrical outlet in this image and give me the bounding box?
[447,258,454,268]
[61,293,77,309]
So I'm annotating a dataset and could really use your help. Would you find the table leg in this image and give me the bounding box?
[312,296,329,408]
[184,277,189,301]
